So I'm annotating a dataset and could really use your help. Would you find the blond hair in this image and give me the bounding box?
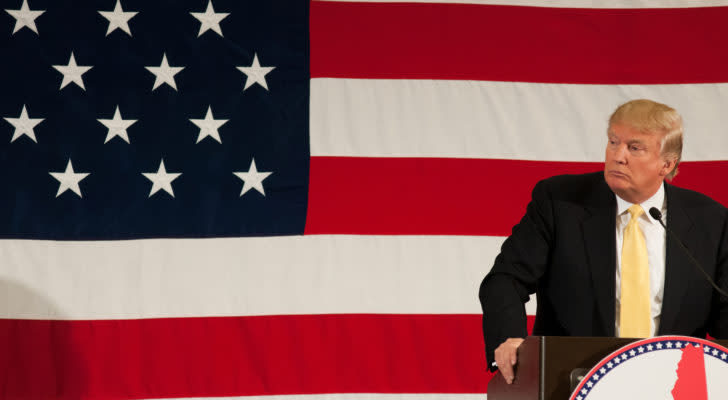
[608,99,683,179]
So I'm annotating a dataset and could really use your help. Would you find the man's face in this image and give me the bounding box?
[604,123,675,204]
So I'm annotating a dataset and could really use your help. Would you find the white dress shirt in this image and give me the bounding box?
[614,185,666,337]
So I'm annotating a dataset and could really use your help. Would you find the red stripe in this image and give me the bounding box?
[305,157,728,236]
[0,314,503,399]
[310,2,728,84]
[673,161,728,206]
[305,157,600,235]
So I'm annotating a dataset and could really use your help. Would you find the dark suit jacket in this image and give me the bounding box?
[479,171,728,370]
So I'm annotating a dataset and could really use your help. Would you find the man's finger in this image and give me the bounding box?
[499,361,514,384]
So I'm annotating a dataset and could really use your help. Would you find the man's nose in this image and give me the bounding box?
[613,145,628,164]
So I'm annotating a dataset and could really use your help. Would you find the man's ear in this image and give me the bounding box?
[660,158,677,177]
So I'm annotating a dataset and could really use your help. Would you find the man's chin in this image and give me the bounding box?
[604,175,630,195]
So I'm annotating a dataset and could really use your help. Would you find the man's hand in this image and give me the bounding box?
[494,338,524,384]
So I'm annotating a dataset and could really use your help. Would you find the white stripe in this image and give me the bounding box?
[311,78,728,162]
[0,236,536,319]
[314,0,728,8]
[142,395,486,400]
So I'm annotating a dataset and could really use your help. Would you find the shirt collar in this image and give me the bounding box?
[615,183,666,224]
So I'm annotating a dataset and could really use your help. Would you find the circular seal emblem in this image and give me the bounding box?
[569,336,728,399]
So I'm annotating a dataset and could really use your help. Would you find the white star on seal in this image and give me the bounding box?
[236,53,275,91]
[145,53,184,91]
[5,0,44,35]
[49,159,89,198]
[97,106,136,143]
[4,104,43,143]
[142,159,181,197]
[98,0,137,36]
[233,159,272,196]
[190,0,229,37]
[189,106,228,143]
[52,52,93,90]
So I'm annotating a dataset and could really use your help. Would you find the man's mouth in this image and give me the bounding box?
[608,170,628,178]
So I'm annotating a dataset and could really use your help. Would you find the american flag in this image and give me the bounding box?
[2,0,728,399]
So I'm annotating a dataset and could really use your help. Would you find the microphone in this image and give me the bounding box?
[648,207,728,297]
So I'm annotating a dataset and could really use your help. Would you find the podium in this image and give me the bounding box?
[487,336,728,400]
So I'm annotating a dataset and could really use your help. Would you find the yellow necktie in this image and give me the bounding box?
[620,204,651,338]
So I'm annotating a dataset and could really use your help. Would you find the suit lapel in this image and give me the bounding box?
[582,178,617,336]
[658,184,696,334]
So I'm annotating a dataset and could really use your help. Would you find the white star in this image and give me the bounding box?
[233,158,272,196]
[599,367,606,374]
[581,388,587,395]
[97,106,136,143]
[592,374,599,381]
[615,357,621,364]
[189,106,227,143]
[52,52,93,90]
[721,353,727,360]
[666,342,673,348]
[577,396,582,400]
[647,344,654,351]
[236,53,275,91]
[587,381,593,388]
[145,53,184,91]
[5,0,44,35]
[4,104,43,142]
[656,343,663,349]
[675,342,683,348]
[607,362,613,368]
[190,0,229,37]
[704,346,711,353]
[629,350,636,356]
[49,159,89,198]
[142,159,181,197]
[712,349,719,356]
[638,346,645,353]
[98,0,137,36]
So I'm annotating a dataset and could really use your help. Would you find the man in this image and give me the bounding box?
[479,99,728,384]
